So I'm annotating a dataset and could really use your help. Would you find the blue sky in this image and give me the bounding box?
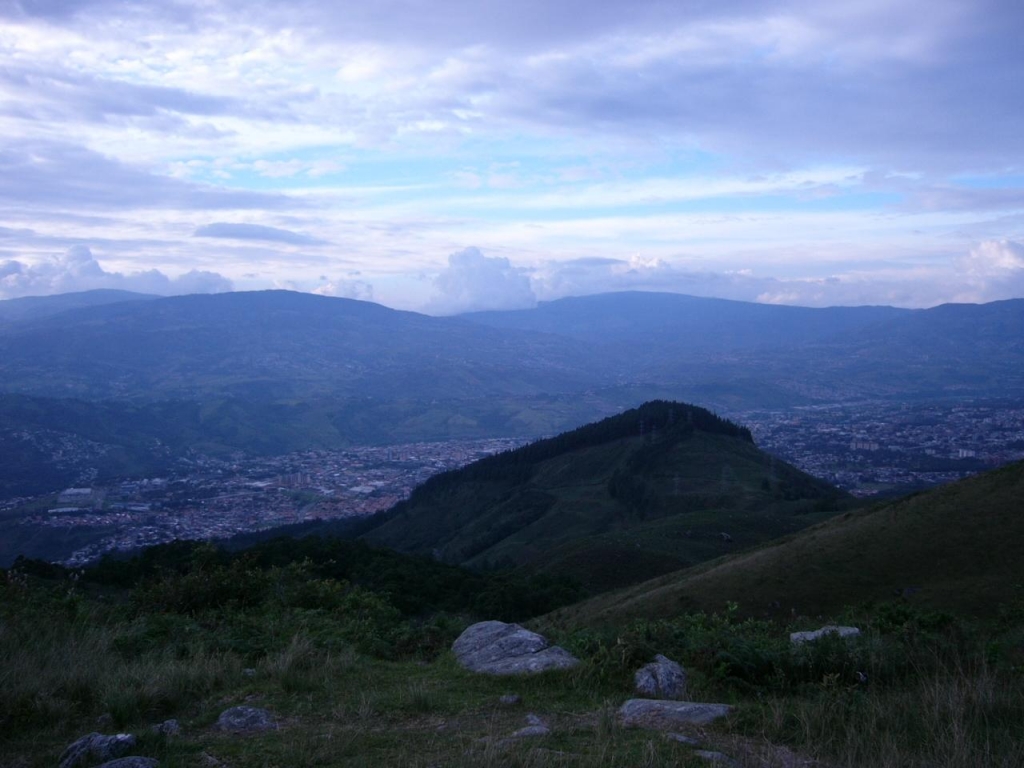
[1,0,1023,312]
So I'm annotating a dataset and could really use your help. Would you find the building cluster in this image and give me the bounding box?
[737,399,1024,496]
[13,437,525,566]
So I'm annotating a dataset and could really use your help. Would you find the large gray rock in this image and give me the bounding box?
[215,706,276,734]
[618,699,733,729]
[59,733,136,768]
[790,626,861,645]
[96,759,159,768]
[452,621,580,675]
[635,654,687,699]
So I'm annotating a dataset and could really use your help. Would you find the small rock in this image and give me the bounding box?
[693,750,738,766]
[635,654,687,700]
[525,713,546,727]
[451,621,580,675]
[508,725,550,739]
[198,753,223,767]
[59,733,136,768]
[242,668,256,677]
[665,733,702,746]
[790,626,861,645]
[618,700,733,729]
[215,706,276,734]
[499,694,522,706]
[96,759,160,768]
[151,719,180,737]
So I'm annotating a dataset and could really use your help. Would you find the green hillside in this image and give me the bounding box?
[363,401,847,592]
[560,458,1024,625]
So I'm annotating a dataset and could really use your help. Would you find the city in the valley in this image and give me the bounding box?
[4,399,1024,567]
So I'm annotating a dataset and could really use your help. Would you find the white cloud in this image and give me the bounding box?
[0,245,233,299]
[955,239,1024,302]
[425,247,536,314]
[312,275,374,300]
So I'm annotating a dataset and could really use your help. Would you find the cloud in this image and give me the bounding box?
[0,245,233,299]
[426,247,536,314]
[194,222,328,246]
[311,275,374,301]
[955,239,1024,302]
[0,141,295,211]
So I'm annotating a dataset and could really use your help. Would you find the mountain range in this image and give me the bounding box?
[1,288,1023,497]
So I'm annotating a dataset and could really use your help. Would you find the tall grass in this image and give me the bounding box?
[747,655,1024,767]
[0,597,243,731]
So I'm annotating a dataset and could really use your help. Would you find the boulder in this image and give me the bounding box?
[96,760,159,768]
[59,733,136,768]
[790,626,861,645]
[215,706,276,734]
[452,621,579,675]
[618,699,733,729]
[634,654,687,699]
[150,719,180,737]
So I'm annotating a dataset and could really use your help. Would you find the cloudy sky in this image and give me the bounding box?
[1,0,1023,312]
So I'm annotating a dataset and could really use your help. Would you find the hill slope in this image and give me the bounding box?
[363,401,846,592]
[563,458,1024,623]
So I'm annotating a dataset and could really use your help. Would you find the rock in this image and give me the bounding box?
[635,654,687,700]
[499,694,522,706]
[790,626,861,645]
[665,733,702,746]
[59,733,136,768]
[618,700,733,729]
[151,720,180,737]
[215,706,277,734]
[96,760,159,768]
[508,725,550,739]
[693,750,737,766]
[451,621,580,675]
[501,714,551,742]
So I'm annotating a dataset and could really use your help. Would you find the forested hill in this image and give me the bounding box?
[403,400,752,497]
[362,401,844,593]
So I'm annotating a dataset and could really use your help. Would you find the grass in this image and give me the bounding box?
[3,545,1022,768]
[554,459,1024,625]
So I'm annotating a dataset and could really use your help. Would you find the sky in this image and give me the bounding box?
[1,0,1023,314]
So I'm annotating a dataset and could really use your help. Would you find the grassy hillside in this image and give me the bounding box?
[364,401,847,592]
[3,521,1022,767]
[559,458,1024,625]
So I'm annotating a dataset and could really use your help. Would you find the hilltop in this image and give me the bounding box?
[363,401,846,592]
[557,457,1024,625]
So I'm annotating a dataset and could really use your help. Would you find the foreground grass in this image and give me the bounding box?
[3,566,1022,767]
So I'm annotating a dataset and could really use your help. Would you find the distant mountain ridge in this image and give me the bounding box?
[0,290,605,401]
[463,291,911,353]
[0,289,156,323]
[1,289,1023,499]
